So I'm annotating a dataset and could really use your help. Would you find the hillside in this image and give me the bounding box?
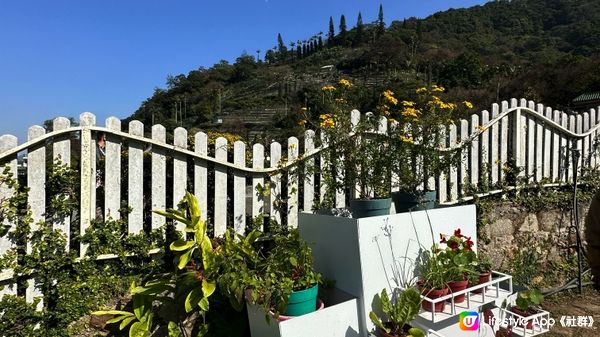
[126,0,600,141]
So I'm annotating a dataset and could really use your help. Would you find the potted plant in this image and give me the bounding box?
[382,85,470,212]
[369,288,425,337]
[438,229,476,303]
[510,289,544,329]
[416,249,450,312]
[299,79,394,218]
[470,254,493,294]
[245,229,323,318]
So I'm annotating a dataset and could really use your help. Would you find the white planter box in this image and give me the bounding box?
[497,307,552,336]
[246,287,361,337]
[299,205,514,337]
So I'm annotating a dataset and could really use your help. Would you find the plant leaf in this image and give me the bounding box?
[168,321,183,337]
[92,310,135,316]
[185,287,203,313]
[129,321,150,337]
[120,316,137,330]
[177,248,195,270]
[106,315,128,324]
[199,296,209,311]
[408,327,425,337]
[202,280,216,298]
[170,239,195,252]
[380,289,392,315]
[197,324,209,337]
[369,311,390,333]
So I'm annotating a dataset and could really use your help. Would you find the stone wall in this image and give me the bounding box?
[476,200,591,287]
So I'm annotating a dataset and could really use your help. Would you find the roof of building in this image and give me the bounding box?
[573,91,600,103]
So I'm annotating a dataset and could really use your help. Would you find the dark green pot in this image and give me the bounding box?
[284,284,318,316]
[348,198,392,218]
[392,191,437,213]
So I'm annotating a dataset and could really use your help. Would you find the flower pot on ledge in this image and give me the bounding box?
[392,191,436,213]
[349,198,391,218]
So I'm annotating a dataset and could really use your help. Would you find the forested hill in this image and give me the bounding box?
[126,0,600,140]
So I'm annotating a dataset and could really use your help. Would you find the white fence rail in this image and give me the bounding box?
[1,98,600,297]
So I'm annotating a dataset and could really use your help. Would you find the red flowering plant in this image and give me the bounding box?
[437,228,477,282]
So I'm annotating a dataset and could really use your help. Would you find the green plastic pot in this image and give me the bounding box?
[284,284,319,316]
[392,191,437,213]
[348,198,392,218]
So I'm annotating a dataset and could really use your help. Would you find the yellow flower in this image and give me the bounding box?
[338,78,352,87]
[383,90,398,105]
[400,135,414,144]
[298,119,307,126]
[301,107,307,111]
[401,100,415,107]
[463,101,474,109]
[335,98,346,104]
[321,85,336,92]
[416,87,427,94]
[319,114,335,128]
[431,84,445,92]
[401,107,420,118]
[388,118,397,124]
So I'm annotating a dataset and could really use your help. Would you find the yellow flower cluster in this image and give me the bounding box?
[298,119,307,126]
[401,107,420,118]
[399,135,414,144]
[338,78,352,87]
[321,85,336,92]
[319,114,335,128]
[383,90,398,105]
[431,84,445,92]
[401,100,415,107]
[428,95,456,110]
[416,87,428,94]
[463,101,474,109]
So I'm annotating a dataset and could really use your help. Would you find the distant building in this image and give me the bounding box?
[572,92,600,111]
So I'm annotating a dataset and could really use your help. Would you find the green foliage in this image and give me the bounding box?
[0,296,43,337]
[369,288,423,337]
[95,192,217,337]
[515,289,544,312]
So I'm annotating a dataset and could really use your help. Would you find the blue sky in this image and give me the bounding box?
[0,0,488,143]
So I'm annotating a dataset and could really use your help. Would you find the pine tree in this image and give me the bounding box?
[355,12,364,46]
[339,14,347,46]
[296,45,302,59]
[277,33,287,57]
[318,36,323,50]
[377,4,385,37]
[328,16,335,46]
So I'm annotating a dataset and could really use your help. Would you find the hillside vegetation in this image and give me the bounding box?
[126,0,600,140]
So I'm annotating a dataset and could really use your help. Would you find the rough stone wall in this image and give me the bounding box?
[477,200,591,286]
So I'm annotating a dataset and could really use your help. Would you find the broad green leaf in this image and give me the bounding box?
[120,316,137,330]
[168,321,183,337]
[133,295,147,321]
[289,256,298,267]
[106,315,128,324]
[202,280,216,298]
[199,296,209,311]
[380,289,392,315]
[408,327,425,337]
[369,311,390,333]
[186,192,201,219]
[93,310,135,316]
[129,321,150,337]
[177,248,195,270]
[200,236,213,270]
[185,287,203,313]
[170,239,195,252]
[153,209,191,225]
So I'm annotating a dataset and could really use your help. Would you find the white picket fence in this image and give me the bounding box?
[1,98,600,299]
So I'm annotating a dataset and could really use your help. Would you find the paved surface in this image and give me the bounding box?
[542,288,600,337]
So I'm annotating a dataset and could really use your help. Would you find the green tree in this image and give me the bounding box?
[377,4,385,37]
[339,14,348,46]
[328,16,335,46]
[277,33,287,61]
[355,12,364,46]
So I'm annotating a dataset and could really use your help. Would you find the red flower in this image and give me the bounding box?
[465,237,474,251]
[454,228,462,237]
[448,240,459,250]
[440,234,447,243]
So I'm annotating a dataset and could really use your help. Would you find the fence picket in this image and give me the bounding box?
[79,112,96,258]
[568,115,576,181]
[500,101,509,183]
[542,107,552,179]
[0,135,17,297]
[152,125,167,229]
[591,109,598,168]
[303,130,315,212]
[287,137,299,228]
[105,117,121,220]
[194,132,208,222]
[252,144,264,224]
[490,104,499,186]
[560,113,569,181]
[449,124,459,201]
[233,141,246,234]
[173,127,188,232]
[583,112,590,166]
[470,114,479,188]
[270,142,282,224]
[27,125,45,306]
[128,121,144,234]
[480,110,490,189]
[535,106,543,182]
[437,126,447,203]
[576,114,583,173]
[214,137,228,236]
[552,111,561,181]
[52,117,71,245]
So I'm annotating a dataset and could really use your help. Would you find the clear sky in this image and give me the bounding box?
[0,0,488,143]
